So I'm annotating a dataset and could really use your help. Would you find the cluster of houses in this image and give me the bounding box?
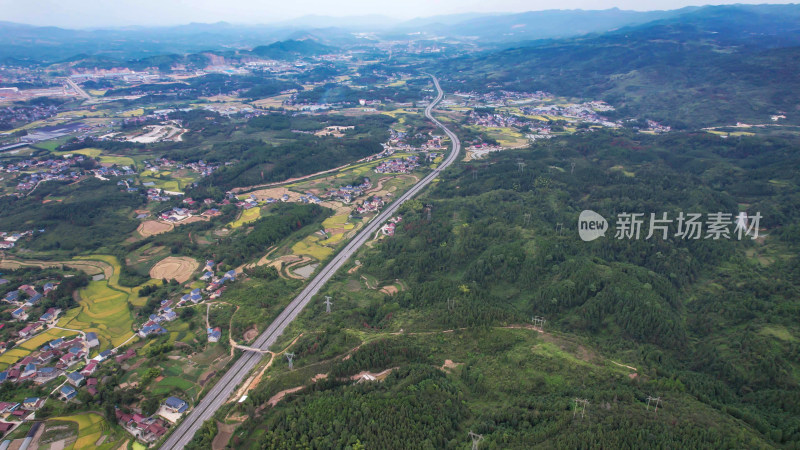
[137,261,235,340]
[159,206,193,222]
[115,396,188,443]
[0,154,85,195]
[452,89,553,106]
[143,158,219,178]
[0,332,102,393]
[145,187,175,202]
[374,156,420,174]
[354,196,385,215]
[380,216,402,237]
[0,230,40,250]
[644,119,671,133]
[93,165,136,181]
[468,111,531,129]
[519,102,621,128]
[0,104,59,127]
[3,281,59,324]
[326,178,372,204]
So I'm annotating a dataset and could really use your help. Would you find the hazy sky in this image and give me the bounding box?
[0,0,794,28]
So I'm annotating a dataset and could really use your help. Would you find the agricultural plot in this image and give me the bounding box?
[58,280,135,349]
[291,235,334,261]
[48,413,122,450]
[149,256,199,283]
[228,207,261,228]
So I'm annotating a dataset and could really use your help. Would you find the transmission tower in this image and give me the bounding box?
[573,398,589,418]
[324,296,333,313]
[532,316,546,330]
[646,396,662,413]
[468,431,484,450]
[285,352,296,370]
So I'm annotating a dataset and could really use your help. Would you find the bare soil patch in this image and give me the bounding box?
[149,256,200,283]
[268,386,305,407]
[138,220,173,237]
[212,421,237,450]
[243,327,258,343]
[380,285,398,295]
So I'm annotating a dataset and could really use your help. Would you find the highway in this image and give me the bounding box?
[160,74,459,449]
[65,78,91,100]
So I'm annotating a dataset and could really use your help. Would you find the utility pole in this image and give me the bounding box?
[468,431,484,450]
[533,316,546,331]
[573,398,589,418]
[324,296,333,313]
[646,396,662,413]
[285,352,295,370]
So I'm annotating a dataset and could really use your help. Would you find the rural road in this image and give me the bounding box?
[160,74,460,449]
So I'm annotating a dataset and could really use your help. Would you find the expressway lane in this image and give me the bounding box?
[160,74,459,449]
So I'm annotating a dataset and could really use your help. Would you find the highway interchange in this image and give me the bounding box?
[160,74,460,449]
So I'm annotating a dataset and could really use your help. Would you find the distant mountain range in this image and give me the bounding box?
[440,4,800,127]
[0,6,758,63]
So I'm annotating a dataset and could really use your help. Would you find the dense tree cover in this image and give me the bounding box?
[252,365,467,449]
[0,178,144,253]
[103,73,301,98]
[131,203,330,268]
[185,115,391,193]
[438,8,800,127]
[236,129,799,447]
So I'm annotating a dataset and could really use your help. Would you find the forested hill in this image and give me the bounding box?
[229,128,800,448]
[438,4,800,128]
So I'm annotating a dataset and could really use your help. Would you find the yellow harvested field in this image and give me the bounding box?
[229,207,261,228]
[292,236,333,260]
[59,280,135,348]
[50,413,117,450]
[0,348,31,369]
[150,256,200,283]
[19,328,79,351]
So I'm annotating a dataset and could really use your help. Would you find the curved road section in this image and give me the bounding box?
[160,74,459,449]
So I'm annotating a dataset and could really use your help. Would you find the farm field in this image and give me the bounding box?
[228,207,261,228]
[58,280,135,349]
[149,256,199,283]
[47,413,123,450]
